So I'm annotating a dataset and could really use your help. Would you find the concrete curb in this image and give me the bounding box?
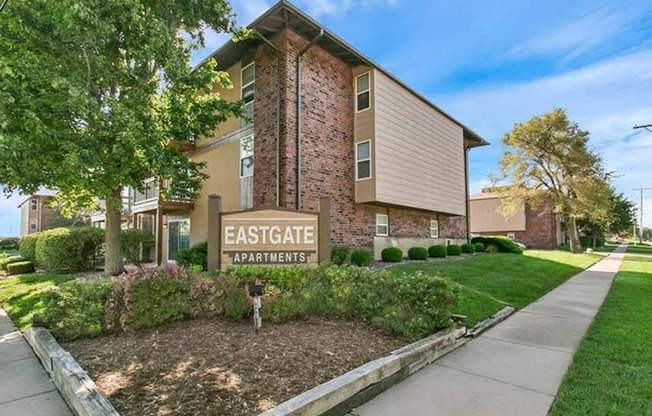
[260,326,468,416]
[24,327,119,416]
[467,306,515,338]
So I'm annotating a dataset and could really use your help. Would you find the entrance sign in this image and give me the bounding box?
[221,209,319,266]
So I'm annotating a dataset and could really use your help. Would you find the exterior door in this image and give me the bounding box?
[168,219,190,262]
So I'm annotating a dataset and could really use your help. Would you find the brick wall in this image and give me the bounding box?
[252,29,468,250]
[514,202,557,249]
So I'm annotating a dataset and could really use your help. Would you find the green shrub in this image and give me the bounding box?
[461,243,476,254]
[7,261,34,275]
[428,245,447,258]
[381,247,403,262]
[121,229,154,265]
[556,244,571,252]
[446,245,462,256]
[35,227,104,272]
[351,249,372,267]
[176,241,208,271]
[580,235,605,248]
[44,281,111,341]
[408,247,428,260]
[0,256,24,271]
[471,236,523,254]
[473,242,486,253]
[330,245,351,265]
[19,234,38,262]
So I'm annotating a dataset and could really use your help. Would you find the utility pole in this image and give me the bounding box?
[632,188,652,244]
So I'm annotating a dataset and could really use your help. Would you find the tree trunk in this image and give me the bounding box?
[104,189,124,275]
[592,234,597,249]
[568,217,582,253]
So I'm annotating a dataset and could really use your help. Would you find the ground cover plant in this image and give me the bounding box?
[549,247,652,415]
[389,250,606,325]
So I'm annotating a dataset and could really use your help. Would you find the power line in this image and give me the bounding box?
[632,187,652,243]
[633,123,652,134]
[0,0,7,13]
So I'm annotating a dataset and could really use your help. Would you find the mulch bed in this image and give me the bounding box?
[64,317,407,416]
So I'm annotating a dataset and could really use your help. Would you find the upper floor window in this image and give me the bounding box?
[241,62,255,127]
[355,72,370,112]
[240,135,254,178]
[30,200,37,210]
[430,220,439,238]
[376,214,388,236]
[356,141,371,180]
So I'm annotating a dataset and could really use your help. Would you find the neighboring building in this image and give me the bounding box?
[470,191,564,249]
[99,1,488,263]
[18,195,56,237]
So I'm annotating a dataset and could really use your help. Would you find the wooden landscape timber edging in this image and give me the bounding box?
[259,326,468,416]
[23,327,120,416]
[467,306,516,338]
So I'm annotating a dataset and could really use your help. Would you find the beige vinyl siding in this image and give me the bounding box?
[190,140,241,245]
[197,62,243,147]
[470,196,526,233]
[373,70,466,215]
[353,66,376,203]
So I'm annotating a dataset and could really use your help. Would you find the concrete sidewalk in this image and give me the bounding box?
[0,308,72,416]
[355,246,627,416]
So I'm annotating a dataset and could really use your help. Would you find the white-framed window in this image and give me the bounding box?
[430,220,439,238]
[355,72,371,112]
[356,140,371,180]
[240,135,254,178]
[30,200,37,210]
[240,62,255,127]
[507,232,516,239]
[376,214,388,236]
[30,218,38,231]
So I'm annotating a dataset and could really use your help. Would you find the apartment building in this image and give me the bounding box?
[116,1,488,263]
[18,195,56,237]
[470,191,563,249]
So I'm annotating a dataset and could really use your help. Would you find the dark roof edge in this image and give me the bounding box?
[196,0,489,147]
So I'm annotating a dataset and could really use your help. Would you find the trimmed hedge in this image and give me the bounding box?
[19,234,38,262]
[0,256,25,271]
[330,245,351,266]
[428,245,447,258]
[473,242,486,253]
[446,245,462,256]
[351,249,372,267]
[44,265,461,341]
[381,247,403,263]
[408,247,428,260]
[35,227,104,272]
[121,229,154,265]
[471,236,523,254]
[6,261,34,275]
[176,241,208,271]
[461,243,476,254]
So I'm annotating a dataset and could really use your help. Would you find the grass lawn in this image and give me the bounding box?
[0,274,75,330]
[548,248,652,415]
[390,250,607,325]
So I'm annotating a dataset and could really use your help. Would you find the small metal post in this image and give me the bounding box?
[253,296,262,331]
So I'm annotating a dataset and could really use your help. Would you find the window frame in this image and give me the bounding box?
[507,232,516,240]
[29,218,38,231]
[30,200,37,211]
[355,140,372,181]
[376,213,389,237]
[240,62,255,127]
[355,72,371,113]
[430,220,439,238]
[239,135,254,178]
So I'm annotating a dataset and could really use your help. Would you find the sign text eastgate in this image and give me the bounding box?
[223,224,315,246]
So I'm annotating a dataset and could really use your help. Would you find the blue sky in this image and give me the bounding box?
[2,0,652,236]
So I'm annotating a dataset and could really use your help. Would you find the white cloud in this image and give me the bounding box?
[295,0,397,17]
[441,48,652,227]
[508,7,641,61]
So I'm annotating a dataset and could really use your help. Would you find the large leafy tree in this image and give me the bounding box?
[495,108,612,253]
[0,0,243,274]
[578,193,636,247]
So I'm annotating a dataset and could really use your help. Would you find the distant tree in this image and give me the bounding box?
[495,108,612,253]
[577,192,635,248]
[0,0,244,274]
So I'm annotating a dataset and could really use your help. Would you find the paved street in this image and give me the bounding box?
[355,245,627,416]
[0,308,71,416]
